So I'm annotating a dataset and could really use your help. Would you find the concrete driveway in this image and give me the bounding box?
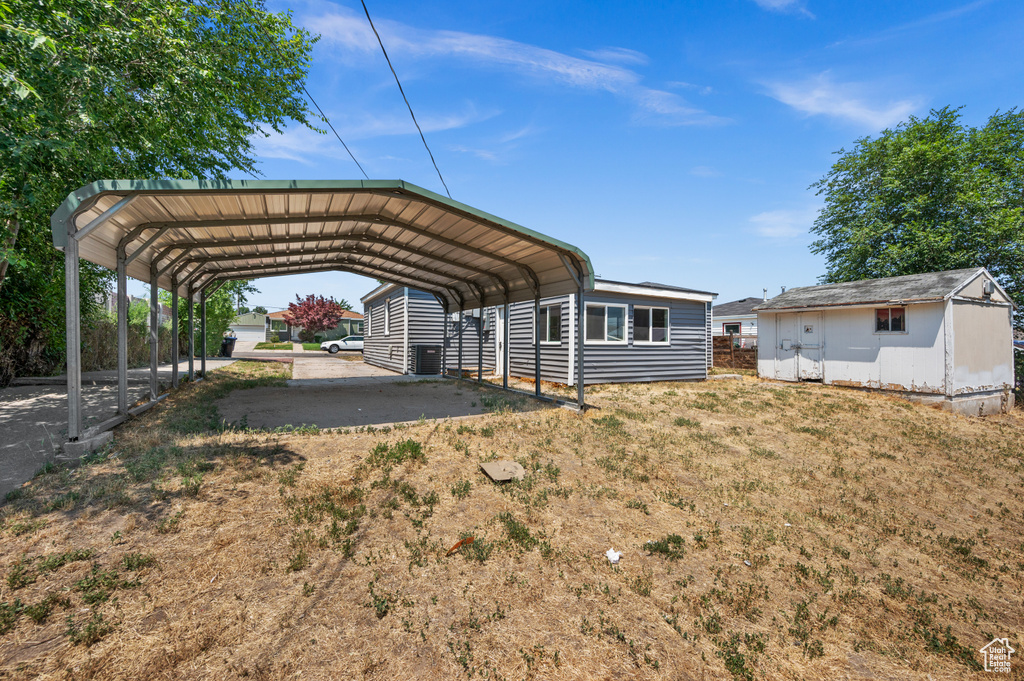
[0,359,235,501]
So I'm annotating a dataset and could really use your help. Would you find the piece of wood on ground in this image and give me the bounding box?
[479,460,526,482]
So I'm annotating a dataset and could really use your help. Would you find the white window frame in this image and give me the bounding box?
[384,298,391,336]
[634,305,670,345]
[874,306,907,334]
[722,322,741,335]
[584,303,628,345]
[536,304,562,345]
[365,308,372,337]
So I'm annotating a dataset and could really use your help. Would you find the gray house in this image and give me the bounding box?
[362,279,717,385]
[756,268,1016,415]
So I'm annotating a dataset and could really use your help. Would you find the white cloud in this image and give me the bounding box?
[690,166,722,177]
[306,5,721,127]
[749,206,819,238]
[764,72,921,130]
[751,0,815,18]
[578,47,649,66]
[668,81,714,96]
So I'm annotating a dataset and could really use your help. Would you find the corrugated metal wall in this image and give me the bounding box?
[509,296,571,383]
[406,289,445,373]
[507,292,709,385]
[445,308,497,373]
[363,290,407,373]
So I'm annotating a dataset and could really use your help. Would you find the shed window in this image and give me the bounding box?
[366,309,371,337]
[635,306,669,343]
[384,299,391,336]
[875,307,906,333]
[536,304,562,344]
[722,323,741,335]
[585,304,627,344]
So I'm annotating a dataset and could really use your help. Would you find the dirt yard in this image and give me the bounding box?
[1,361,1022,679]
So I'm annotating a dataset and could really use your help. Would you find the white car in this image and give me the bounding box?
[321,335,363,353]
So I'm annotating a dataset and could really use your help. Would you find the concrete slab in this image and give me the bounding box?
[480,461,526,482]
[290,356,397,381]
[215,380,499,429]
[0,358,235,501]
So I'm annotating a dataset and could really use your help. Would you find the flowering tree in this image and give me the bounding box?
[287,294,345,341]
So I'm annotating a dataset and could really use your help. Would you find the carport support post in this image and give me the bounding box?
[457,307,464,383]
[65,232,82,441]
[149,268,159,400]
[187,286,194,381]
[477,306,483,384]
[503,302,509,391]
[200,291,207,378]
[170,283,179,388]
[116,249,128,414]
[534,296,541,397]
[577,283,585,408]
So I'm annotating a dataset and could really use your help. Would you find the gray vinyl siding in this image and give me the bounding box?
[508,292,709,385]
[509,297,571,384]
[406,289,446,372]
[363,290,406,373]
[445,308,497,372]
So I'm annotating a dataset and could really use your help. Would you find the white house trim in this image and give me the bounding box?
[595,281,714,303]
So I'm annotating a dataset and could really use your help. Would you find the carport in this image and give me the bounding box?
[50,179,594,448]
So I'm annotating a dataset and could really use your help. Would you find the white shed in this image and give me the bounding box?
[755,268,1016,415]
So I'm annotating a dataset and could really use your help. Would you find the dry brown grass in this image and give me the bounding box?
[1,363,1023,679]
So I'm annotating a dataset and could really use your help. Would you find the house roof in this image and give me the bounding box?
[51,179,594,310]
[754,268,992,311]
[595,279,717,303]
[232,312,266,326]
[713,297,766,317]
[267,310,293,320]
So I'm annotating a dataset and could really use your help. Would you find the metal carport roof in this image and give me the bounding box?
[51,179,594,309]
[51,179,593,447]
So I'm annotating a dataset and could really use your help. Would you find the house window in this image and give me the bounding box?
[384,299,391,336]
[635,306,669,343]
[366,309,371,337]
[270,319,288,332]
[723,323,741,335]
[875,307,906,333]
[585,304,626,344]
[536,304,562,344]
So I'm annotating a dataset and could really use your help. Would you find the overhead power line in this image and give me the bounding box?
[360,0,452,199]
[248,9,368,179]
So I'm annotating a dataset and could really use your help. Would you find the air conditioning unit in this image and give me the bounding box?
[413,345,442,374]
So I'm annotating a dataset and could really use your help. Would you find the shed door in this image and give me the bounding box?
[494,307,505,375]
[776,313,799,381]
[797,313,822,380]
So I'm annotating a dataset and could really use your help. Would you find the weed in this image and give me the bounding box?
[75,564,137,604]
[450,479,472,500]
[157,510,184,534]
[23,593,70,624]
[6,556,36,590]
[367,580,394,618]
[626,498,650,515]
[0,600,24,634]
[645,534,686,560]
[122,553,156,571]
[498,512,537,550]
[303,582,316,597]
[674,417,700,428]
[66,611,113,646]
[593,415,626,435]
[287,550,309,573]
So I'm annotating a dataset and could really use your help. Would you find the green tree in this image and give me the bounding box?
[0,0,318,381]
[253,305,269,315]
[161,280,257,357]
[810,107,1024,328]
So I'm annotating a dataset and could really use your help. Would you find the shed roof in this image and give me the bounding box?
[713,297,766,317]
[754,268,989,311]
[51,179,593,310]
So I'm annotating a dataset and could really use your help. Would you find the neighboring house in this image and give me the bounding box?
[712,296,767,346]
[266,309,364,342]
[228,312,267,342]
[755,268,1016,415]
[361,280,718,384]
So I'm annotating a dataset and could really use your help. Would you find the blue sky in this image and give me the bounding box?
[131,0,1024,311]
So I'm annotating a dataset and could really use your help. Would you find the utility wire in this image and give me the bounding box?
[360,0,452,199]
[302,85,369,180]
[248,8,368,179]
